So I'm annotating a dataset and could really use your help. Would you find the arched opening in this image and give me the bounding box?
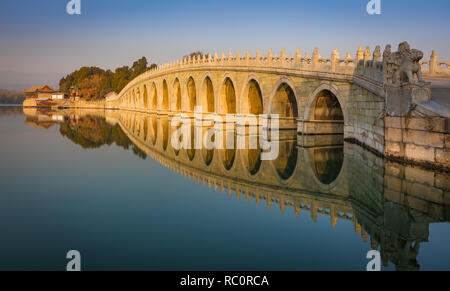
[221,78,236,114]
[305,89,344,135]
[270,83,298,129]
[187,77,197,112]
[162,80,169,110]
[272,140,298,180]
[143,85,148,109]
[173,79,181,111]
[313,90,343,121]
[310,146,344,185]
[201,77,215,113]
[137,88,141,108]
[243,80,263,115]
[150,83,158,110]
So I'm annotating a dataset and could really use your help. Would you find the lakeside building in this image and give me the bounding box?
[24,85,67,101]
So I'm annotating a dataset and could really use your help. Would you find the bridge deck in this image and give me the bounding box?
[426,77,450,108]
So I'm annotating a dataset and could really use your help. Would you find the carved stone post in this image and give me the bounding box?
[280,48,286,65]
[373,45,382,63]
[294,48,302,66]
[356,46,364,63]
[245,49,250,65]
[267,48,273,65]
[331,47,339,72]
[364,46,371,64]
[429,50,438,76]
[312,47,320,70]
[256,48,261,64]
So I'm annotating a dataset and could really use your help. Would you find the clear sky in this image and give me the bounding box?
[1,0,450,89]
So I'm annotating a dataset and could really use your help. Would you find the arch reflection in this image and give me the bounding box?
[272,138,298,180]
[150,114,158,146]
[22,108,450,272]
[310,146,344,185]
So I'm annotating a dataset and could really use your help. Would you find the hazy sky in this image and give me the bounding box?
[1,0,450,89]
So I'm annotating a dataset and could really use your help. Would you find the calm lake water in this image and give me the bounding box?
[0,106,449,271]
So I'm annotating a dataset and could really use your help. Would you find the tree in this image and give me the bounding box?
[59,57,157,100]
[184,51,207,60]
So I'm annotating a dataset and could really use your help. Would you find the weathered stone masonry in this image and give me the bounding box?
[104,43,450,170]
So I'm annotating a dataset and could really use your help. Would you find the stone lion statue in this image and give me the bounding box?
[384,42,424,84]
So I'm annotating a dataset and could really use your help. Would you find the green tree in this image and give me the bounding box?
[59,57,157,100]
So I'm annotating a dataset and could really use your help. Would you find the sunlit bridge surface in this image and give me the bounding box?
[0,106,449,271]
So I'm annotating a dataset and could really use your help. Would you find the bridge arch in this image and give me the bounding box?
[269,78,299,129]
[172,78,182,111]
[150,82,158,110]
[186,76,197,112]
[137,87,142,108]
[241,75,264,115]
[162,80,169,111]
[143,85,149,109]
[220,75,237,114]
[305,82,346,123]
[201,74,215,113]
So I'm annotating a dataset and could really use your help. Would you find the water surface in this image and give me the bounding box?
[0,106,449,271]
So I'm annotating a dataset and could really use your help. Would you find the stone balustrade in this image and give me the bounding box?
[109,42,449,171]
[119,45,450,100]
[118,46,387,97]
[421,50,450,77]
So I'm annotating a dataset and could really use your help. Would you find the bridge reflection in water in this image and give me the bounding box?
[23,108,450,271]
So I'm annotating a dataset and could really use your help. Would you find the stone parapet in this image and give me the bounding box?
[385,116,449,170]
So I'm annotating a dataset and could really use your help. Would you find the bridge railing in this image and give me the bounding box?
[420,51,450,77]
[119,46,450,97]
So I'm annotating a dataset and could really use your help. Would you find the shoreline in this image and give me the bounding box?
[18,104,450,173]
[0,104,23,107]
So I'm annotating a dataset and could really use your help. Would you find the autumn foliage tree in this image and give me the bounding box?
[59,57,157,100]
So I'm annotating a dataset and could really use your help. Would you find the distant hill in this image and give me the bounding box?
[0,91,25,104]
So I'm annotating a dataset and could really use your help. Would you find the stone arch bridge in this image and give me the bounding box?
[105,44,450,170]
